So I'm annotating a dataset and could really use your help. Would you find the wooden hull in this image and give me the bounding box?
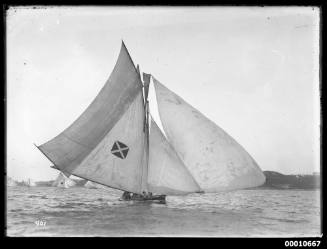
[119,195,166,203]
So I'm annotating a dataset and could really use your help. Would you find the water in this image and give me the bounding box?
[6,187,321,237]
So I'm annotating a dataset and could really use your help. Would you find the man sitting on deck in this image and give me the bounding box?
[142,191,153,199]
[121,191,156,201]
[131,193,143,200]
[121,191,131,201]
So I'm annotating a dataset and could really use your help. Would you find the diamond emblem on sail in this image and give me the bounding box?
[111,141,129,159]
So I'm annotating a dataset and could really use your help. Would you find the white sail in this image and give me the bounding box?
[52,172,76,188]
[148,119,201,195]
[84,181,98,189]
[27,179,36,187]
[70,92,146,194]
[153,77,265,192]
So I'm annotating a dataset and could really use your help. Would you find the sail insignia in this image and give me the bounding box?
[111,141,129,159]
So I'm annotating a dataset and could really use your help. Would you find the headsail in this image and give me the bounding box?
[153,77,265,192]
[37,41,146,193]
[147,119,201,195]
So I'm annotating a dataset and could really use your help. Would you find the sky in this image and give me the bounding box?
[6,6,320,181]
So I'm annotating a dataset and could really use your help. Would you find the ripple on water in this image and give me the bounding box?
[6,187,321,237]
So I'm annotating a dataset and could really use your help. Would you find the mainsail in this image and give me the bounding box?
[70,92,146,193]
[147,119,201,195]
[37,41,147,194]
[153,77,265,192]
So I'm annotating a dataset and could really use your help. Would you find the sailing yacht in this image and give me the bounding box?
[52,172,76,188]
[36,41,265,202]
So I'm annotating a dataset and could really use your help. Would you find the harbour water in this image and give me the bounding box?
[6,187,321,237]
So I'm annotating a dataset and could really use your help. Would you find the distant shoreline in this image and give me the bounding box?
[253,171,320,190]
[7,170,320,190]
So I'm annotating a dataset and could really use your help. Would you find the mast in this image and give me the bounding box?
[141,71,151,193]
[144,92,150,193]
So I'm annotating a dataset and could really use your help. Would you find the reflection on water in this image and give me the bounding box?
[7,187,320,237]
